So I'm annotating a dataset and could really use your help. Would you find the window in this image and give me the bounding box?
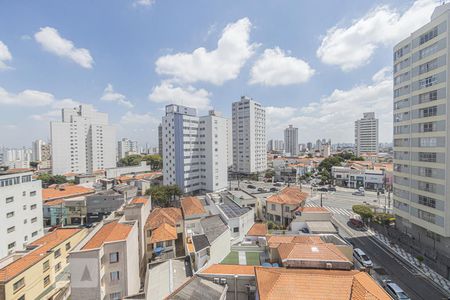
[285,206,290,212]
[30,191,36,197]
[54,249,61,258]
[13,277,25,292]
[419,90,437,103]
[418,181,435,193]
[419,152,436,162]
[419,27,438,45]
[43,275,50,287]
[8,242,16,250]
[31,217,37,223]
[419,167,433,177]
[6,196,13,203]
[43,260,50,272]
[421,106,437,118]
[419,58,438,74]
[18,296,25,300]
[110,271,120,283]
[30,204,37,210]
[418,195,436,208]
[32,231,38,237]
[109,252,119,263]
[419,76,437,88]
[65,242,71,251]
[7,211,14,218]
[421,122,435,132]
[420,137,437,147]
[418,209,436,224]
[419,42,438,59]
[271,204,276,210]
[110,292,121,300]
[7,226,15,233]
[233,227,239,233]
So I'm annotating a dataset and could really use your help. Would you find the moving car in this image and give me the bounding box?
[247,184,256,189]
[274,182,283,187]
[270,187,278,192]
[317,187,328,192]
[349,214,364,228]
[382,280,411,300]
[328,186,336,192]
[353,248,373,268]
[352,190,365,196]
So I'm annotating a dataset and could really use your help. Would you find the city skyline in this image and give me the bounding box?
[0,0,440,147]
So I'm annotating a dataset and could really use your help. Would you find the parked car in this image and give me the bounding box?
[352,190,365,196]
[358,187,365,192]
[270,187,278,192]
[317,187,328,192]
[247,184,256,189]
[257,187,268,192]
[353,248,373,268]
[349,214,364,228]
[274,182,282,187]
[328,186,336,192]
[382,280,411,300]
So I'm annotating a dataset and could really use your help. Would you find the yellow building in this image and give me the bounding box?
[0,228,87,300]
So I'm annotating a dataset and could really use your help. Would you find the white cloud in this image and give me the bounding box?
[0,41,12,70]
[120,111,159,125]
[133,0,154,7]
[155,18,256,85]
[34,26,94,69]
[249,47,315,86]
[267,67,393,143]
[31,98,82,121]
[149,81,211,111]
[0,87,54,106]
[317,0,438,71]
[101,84,133,108]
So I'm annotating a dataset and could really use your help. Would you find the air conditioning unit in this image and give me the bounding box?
[220,278,227,285]
[213,278,220,284]
[325,262,333,269]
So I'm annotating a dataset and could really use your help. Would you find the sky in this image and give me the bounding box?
[0,0,441,148]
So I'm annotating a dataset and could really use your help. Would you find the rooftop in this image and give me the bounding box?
[247,223,268,236]
[200,215,228,244]
[150,223,177,243]
[0,167,33,176]
[277,243,350,264]
[82,220,133,250]
[165,275,226,300]
[147,259,191,300]
[295,206,329,213]
[192,234,210,252]
[146,207,182,230]
[267,235,324,248]
[43,184,94,201]
[267,186,308,206]
[255,267,391,300]
[217,197,251,219]
[0,228,82,282]
[200,264,256,276]
[130,196,149,205]
[181,196,206,217]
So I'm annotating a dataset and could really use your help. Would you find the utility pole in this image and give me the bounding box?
[320,193,323,207]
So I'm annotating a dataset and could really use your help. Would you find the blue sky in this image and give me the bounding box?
[0,0,440,147]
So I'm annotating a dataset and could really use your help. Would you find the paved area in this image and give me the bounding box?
[238,251,246,265]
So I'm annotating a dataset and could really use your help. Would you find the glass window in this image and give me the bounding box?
[65,242,71,251]
[110,292,121,300]
[43,275,50,287]
[419,27,438,45]
[109,252,119,263]
[55,262,61,272]
[43,260,50,272]
[5,197,13,203]
[7,226,15,233]
[13,277,25,291]
[110,271,120,282]
[6,211,14,218]
[54,249,61,258]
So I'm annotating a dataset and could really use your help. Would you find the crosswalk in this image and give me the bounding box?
[304,202,353,217]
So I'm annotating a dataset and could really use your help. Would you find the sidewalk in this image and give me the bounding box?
[369,229,450,294]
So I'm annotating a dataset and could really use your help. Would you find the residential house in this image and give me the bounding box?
[144,207,184,261]
[69,219,140,300]
[266,186,308,227]
[290,207,336,234]
[165,275,227,300]
[254,267,391,300]
[0,228,86,300]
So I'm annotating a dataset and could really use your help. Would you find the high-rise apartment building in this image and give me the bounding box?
[162,105,228,194]
[158,123,163,157]
[31,139,44,161]
[355,112,379,156]
[51,105,116,175]
[232,96,267,174]
[393,4,450,261]
[117,138,139,160]
[0,167,44,258]
[284,125,299,157]
[267,140,284,152]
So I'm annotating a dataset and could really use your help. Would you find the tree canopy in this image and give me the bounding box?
[37,174,67,186]
[352,205,374,221]
[118,154,162,170]
[145,185,181,207]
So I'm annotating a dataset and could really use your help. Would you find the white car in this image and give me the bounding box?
[382,280,411,300]
[354,248,373,268]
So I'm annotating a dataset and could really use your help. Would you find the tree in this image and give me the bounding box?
[119,154,142,166]
[145,185,182,207]
[37,174,68,186]
[142,154,162,170]
[318,156,343,174]
[352,205,374,222]
[265,169,275,179]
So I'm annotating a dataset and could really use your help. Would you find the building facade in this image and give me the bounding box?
[51,105,116,175]
[118,138,139,160]
[232,96,267,174]
[284,125,299,157]
[393,3,450,272]
[0,167,44,258]
[355,112,379,156]
[162,104,228,194]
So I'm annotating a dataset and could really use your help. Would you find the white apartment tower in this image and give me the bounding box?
[393,3,450,261]
[31,139,45,161]
[284,125,299,157]
[354,112,379,156]
[117,138,139,160]
[162,104,228,194]
[232,96,267,174]
[0,167,43,258]
[51,105,116,175]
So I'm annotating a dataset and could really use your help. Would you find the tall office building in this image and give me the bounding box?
[393,4,450,260]
[51,105,116,175]
[284,125,299,157]
[354,112,379,156]
[158,123,163,157]
[232,96,267,174]
[117,138,139,160]
[162,105,228,194]
[0,167,43,258]
[267,140,284,152]
[31,139,44,161]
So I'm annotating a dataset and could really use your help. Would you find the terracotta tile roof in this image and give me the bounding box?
[267,235,324,248]
[43,199,65,206]
[145,207,182,230]
[201,264,255,276]
[295,206,329,213]
[255,268,391,300]
[267,186,308,206]
[149,223,177,243]
[0,228,82,282]
[247,223,268,236]
[277,243,350,263]
[63,172,78,177]
[181,196,206,217]
[0,168,33,175]
[42,184,94,201]
[130,196,149,205]
[82,220,133,250]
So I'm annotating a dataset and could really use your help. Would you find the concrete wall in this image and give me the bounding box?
[209,229,231,265]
